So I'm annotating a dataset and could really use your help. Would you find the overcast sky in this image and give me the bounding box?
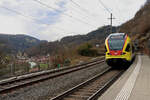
[0,0,147,41]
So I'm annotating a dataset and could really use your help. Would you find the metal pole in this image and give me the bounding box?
[108,13,115,34]
[110,13,113,33]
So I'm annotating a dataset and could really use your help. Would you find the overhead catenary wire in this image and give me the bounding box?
[97,0,116,19]
[114,0,124,25]
[70,0,92,15]
[70,0,102,17]
[33,0,97,28]
[65,7,99,26]
[98,0,112,14]
[1,6,36,21]
[98,0,123,26]
[0,6,74,34]
[69,0,102,25]
[97,0,116,33]
[0,0,124,39]
[113,0,122,33]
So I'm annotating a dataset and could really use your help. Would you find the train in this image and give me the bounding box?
[105,33,135,67]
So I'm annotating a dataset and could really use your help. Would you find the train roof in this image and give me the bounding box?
[107,33,127,40]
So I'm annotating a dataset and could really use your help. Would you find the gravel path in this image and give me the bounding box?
[0,62,109,100]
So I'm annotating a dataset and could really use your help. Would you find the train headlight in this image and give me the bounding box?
[105,46,107,52]
[107,53,111,55]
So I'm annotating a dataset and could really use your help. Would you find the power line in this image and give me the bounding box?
[1,6,35,21]
[70,0,90,14]
[0,6,74,33]
[69,0,102,25]
[98,0,116,33]
[66,5,98,26]
[33,0,97,28]
[114,0,123,25]
[70,0,101,18]
[98,0,115,19]
[98,0,112,14]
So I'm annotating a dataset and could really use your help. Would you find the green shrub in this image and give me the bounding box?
[77,43,98,57]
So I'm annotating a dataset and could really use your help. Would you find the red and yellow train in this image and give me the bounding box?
[105,33,135,67]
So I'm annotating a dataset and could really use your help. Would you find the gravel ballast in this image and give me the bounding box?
[0,62,109,100]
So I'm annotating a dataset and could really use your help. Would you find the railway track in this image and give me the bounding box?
[51,68,124,100]
[0,58,104,94]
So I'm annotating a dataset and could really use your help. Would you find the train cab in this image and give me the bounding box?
[105,33,134,67]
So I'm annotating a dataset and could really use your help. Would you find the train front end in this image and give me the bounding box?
[105,33,132,67]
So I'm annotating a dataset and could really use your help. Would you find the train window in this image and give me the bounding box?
[125,44,131,52]
[110,35,124,39]
[108,39,125,50]
[105,46,107,52]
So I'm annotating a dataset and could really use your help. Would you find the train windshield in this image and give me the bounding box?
[108,39,125,50]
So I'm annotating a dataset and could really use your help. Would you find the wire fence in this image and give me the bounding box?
[0,58,71,81]
[0,62,53,80]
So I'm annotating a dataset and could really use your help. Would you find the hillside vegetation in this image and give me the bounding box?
[119,1,150,54]
[26,26,118,57]
[0,34,41,54]
[2,1,150,57]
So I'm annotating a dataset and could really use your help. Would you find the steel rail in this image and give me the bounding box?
[0,57,104,85]
[50,68,124,100]
[88,70,124,100]
[0,58,105,94]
